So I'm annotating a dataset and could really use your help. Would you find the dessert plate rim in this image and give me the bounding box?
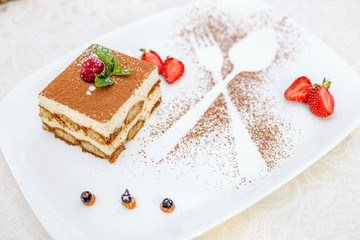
[1,1,360,239]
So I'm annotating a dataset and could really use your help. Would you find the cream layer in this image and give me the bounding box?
[41,86,161,155]
[38,68,159,138]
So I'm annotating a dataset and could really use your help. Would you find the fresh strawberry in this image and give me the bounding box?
[162,57,184,83]
[284,76,312,102]
[140,49,163,73]
[308,79,334,117]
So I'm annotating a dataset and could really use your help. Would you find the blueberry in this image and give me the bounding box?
[121,194,132,203]
[162,198,174,209]
[121,189,132,203]
[81,191,93,203]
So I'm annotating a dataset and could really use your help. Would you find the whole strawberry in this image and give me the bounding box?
[308,79,334,117]
[140,49,163,73]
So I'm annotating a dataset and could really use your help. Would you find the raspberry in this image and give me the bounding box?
[80,58,105,82]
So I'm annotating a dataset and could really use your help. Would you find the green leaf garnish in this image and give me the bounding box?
[106,116,112,121]
[120,69,132,75]
[97,69,107,78]
[113,66,132,75]
[95,75,114,87]
[114,56,119,71]
[94,45,114,75]
[113,65,122,74]
[92,45,132,87]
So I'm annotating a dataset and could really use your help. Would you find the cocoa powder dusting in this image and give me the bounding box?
[147,68,214,140]
[129,2,306,190]
[40,44,156,123]
[145,4,303,174]
[227,72,292,170]
[158,94,249,187]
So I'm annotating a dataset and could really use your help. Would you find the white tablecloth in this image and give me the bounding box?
[1,0,360,239]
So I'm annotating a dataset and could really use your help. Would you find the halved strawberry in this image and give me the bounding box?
[284,76,312,102]
[162,57,184,83]
[140,49,163,73]
[308,79,334,117]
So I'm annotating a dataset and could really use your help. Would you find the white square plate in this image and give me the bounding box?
[1,0,360,239]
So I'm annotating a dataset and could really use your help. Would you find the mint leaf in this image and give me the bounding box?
[94,45,114,75]
[94,75,114,87]
[97,69,107,78]
[91,45,132,88]
[106,116,112,121]
[118,69,132,75]
[113,64,132,76]
[114,56,119,71]
[112,67,131,76]
[113,65,122,74]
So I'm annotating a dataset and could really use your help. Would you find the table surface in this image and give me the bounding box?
[1,0,360,239]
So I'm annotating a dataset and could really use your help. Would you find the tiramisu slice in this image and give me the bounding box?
[38,44,161,163]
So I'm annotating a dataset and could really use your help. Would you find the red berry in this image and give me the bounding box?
[140,49,163,73]
[284,76,312,103]
[162,57,184,83]
[80,58,105,82]
[308,79,334,117]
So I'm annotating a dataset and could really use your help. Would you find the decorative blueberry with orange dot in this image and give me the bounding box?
[160,198,175,213]
[121,189,136,209]
[81,191,96,206]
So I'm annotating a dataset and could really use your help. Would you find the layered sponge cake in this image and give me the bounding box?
[38,44,161,163]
